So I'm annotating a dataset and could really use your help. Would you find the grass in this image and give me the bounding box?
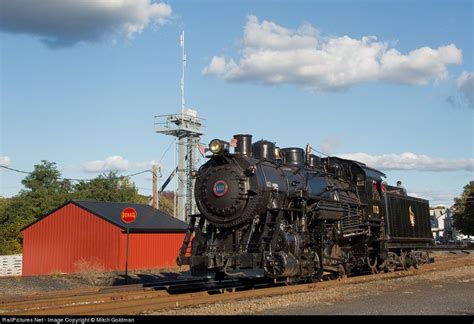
[73,258,115,286]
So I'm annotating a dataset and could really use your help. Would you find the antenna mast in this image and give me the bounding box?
[154,31,205,222]
[180,31,186,116]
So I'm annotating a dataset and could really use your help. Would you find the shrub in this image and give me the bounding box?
[73,258,115,286]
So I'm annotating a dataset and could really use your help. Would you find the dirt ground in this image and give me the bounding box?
[152,252,474,315]
[0,268,183,298]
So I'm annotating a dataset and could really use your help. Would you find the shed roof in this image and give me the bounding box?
[22,200,188,233]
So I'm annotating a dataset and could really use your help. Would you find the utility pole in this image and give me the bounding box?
[152,164,159,209]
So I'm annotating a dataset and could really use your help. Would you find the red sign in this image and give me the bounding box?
[213,180,229,197]
[121,207,137,224]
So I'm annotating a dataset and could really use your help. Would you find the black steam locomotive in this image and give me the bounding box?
[178,134,433,282]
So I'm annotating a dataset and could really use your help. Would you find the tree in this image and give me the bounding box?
[20,160,72,217]
[0,161,72,254]
[453,181,474,237]
[0,196,36,254]
[158,191,175,216]
[72,171,147,204]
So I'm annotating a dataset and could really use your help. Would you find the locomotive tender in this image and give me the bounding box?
[178,134,433,282]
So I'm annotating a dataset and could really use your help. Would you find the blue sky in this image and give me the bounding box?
[0,0,473,206]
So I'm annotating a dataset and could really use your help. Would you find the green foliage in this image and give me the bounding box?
[0,196,36,255]
[21,161,72,194]
[0,161,150,255]
[73,171,147,204]
[158,191,175,216]
[0,161,71,255]
[19,161,72,218]
[453,181,474,236]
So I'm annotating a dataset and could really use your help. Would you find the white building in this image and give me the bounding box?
[430,206,466,241]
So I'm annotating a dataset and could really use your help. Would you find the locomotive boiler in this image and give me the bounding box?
[178,134,433,282]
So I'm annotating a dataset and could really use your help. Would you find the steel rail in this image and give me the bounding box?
[0,278,204,305]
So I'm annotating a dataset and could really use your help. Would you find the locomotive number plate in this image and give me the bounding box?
[213,180,229,197]
[373,205,380,214]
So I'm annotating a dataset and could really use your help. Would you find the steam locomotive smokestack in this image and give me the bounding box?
[234,134,253,157]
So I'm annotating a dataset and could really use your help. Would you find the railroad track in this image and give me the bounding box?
[429,246,474,251]
[1,254,472,316]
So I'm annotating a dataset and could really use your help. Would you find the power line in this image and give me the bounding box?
[310,147,330,157]
[0,165,152,182]
[0,166,31,175]
[151,138,176,179]
[159,138,176,165]
[120,170,153,179]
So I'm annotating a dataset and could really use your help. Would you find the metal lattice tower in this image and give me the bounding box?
[154,31,205,222]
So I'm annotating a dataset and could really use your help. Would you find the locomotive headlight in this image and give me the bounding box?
[209,139,229,155]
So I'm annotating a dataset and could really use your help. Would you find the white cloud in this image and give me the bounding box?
[338,152,474,172]
[0,0,172,48]
[82,156,159,173]
[409,190,456,204]
[456,71,474,108]
[321,136,341,155]
[203,15,462,90]
[132,160,160,170]
[0,156,11,167]
[83,156,129,173]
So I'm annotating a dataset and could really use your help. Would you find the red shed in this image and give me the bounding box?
[21,200,188,276]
